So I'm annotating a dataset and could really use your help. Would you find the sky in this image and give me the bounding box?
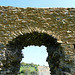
[0,0,75,66]
[0,0,75,8]
[21,46,48,66]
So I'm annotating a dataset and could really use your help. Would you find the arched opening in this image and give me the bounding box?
[6,32,63,75]
[21,46,48,66]
[19,45,50,75]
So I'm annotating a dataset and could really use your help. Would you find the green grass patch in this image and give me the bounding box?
[18,62,39,75]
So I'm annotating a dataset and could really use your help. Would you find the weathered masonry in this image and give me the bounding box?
[0,6,75,75]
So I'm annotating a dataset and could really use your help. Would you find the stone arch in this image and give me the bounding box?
[0,6,75,75]
[5,32,64,75]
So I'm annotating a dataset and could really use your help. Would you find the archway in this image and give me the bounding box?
[20,45,50,75]
[21,46,49,66]
[6,32,64,75]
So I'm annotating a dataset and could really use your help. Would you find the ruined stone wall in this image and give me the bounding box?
[0,6,75,75]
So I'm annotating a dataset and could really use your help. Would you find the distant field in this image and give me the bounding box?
[20,66,36,72]
[18,62,38,75]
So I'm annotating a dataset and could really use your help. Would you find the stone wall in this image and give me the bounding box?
[0,6,75,75]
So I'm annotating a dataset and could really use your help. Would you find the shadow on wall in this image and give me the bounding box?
[6,31,64,75]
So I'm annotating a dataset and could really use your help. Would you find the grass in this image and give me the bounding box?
[18,62,38,75]
[20,66,36,72]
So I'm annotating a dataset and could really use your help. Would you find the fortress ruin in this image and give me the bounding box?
[0,6,75,75]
